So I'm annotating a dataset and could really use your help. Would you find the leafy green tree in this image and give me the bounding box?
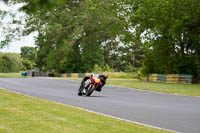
[20,46,37,62]
[1,0,140,73]
[3,0,65,12]
[128,0,200,80]
[20,46,37,70]
[3,0,199,82]
[21,0,124,73]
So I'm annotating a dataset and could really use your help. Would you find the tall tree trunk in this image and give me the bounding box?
[132,47,136,67]
[110,41,114,68]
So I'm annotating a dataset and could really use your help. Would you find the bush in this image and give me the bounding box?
[22,58,34,70]
[125,63,135,72]
[93,64,103,73]
[104,64,114,72]
[106,72,138,79]
[0,52,25,72]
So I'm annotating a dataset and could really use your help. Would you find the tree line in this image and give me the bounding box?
[1,0,200,81]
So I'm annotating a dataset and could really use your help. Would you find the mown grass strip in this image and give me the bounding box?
[107,79,200,97]
[0,73,21,78]
[0,88,171,133]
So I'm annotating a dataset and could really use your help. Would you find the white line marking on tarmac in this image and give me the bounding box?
[0,87,180,133]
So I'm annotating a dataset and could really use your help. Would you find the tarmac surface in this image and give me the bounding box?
[0,78,200,133]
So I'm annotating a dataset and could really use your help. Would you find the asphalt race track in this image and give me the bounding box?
[0,78,200,133]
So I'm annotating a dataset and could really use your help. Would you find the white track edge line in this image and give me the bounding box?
[0,87,180,133]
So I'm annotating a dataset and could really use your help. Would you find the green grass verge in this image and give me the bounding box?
[0,73,21,78]
[106,72,138,79]
[107,79,200,97]
[0,88,170,133]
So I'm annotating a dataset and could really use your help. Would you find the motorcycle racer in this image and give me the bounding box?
[78,73,108,96]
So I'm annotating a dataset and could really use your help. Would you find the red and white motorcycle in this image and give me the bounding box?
[78,74,102,96]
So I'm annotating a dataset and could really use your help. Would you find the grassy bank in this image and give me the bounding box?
[107,79,200,97]
[0,89,170,133]
[0,73,21,78]
[104,72,138,79]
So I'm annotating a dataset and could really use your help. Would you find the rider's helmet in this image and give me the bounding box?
[103,73,108,79]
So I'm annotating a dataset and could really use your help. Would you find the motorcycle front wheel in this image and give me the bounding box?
[86,85,95,96]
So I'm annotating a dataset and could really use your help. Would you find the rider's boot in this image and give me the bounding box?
[78,86,84,96]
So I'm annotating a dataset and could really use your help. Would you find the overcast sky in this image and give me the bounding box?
[0,1,37,53]
[1,33,37,53]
